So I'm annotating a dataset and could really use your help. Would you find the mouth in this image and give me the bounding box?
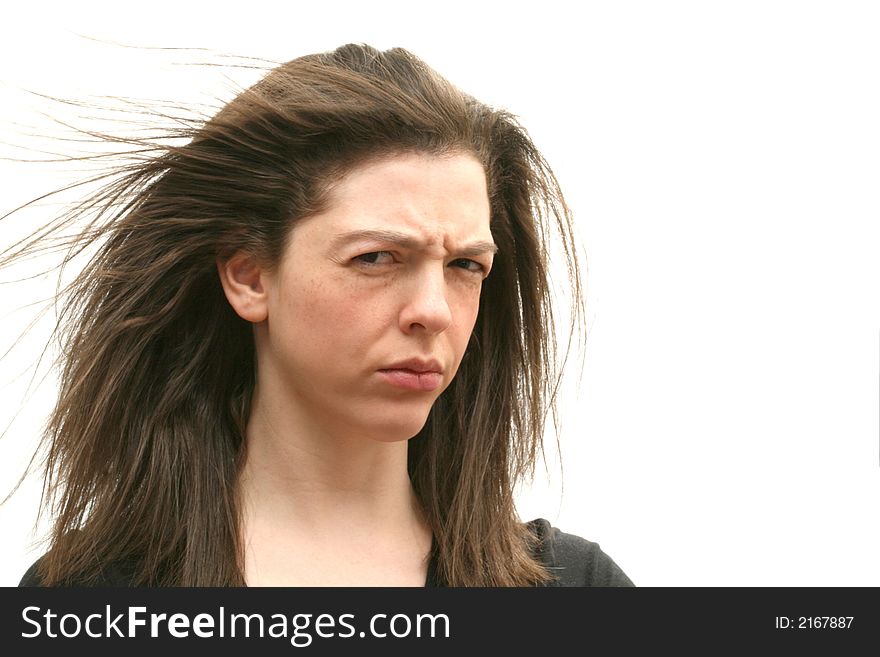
[377,367,443,392]
[381,358,443,374]
[377,357,444,392]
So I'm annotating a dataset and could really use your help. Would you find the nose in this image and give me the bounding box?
[398,266,453,335]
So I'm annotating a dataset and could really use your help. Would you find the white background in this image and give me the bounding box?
[1,1,878,586]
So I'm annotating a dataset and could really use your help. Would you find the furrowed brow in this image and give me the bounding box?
[331,229,498,256]
[331,229,421,251]
[455,241,499,257]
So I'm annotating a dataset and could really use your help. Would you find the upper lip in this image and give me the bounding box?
[380,358,443,373]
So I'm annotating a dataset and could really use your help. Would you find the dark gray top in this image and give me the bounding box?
[20,518,633,587]
[524,518,634,587]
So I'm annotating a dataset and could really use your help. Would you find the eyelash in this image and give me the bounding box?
[353,251,486,274]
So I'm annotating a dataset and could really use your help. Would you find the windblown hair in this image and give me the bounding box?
[6,43,583,586]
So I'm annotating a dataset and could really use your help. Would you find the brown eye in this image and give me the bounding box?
[353,251,394,265]
[450,258,485,274]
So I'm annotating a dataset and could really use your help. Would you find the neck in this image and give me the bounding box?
[239,381,423,525]
[236,383,432,585]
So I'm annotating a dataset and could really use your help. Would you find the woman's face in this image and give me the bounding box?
[257,152,495,442]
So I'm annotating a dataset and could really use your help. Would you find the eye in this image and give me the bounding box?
[450,259,486,275]
[353,251,395,266]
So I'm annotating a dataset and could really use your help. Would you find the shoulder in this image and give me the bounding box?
[18,556,47,586]
[18,554,139,587]
[526,518,635,587]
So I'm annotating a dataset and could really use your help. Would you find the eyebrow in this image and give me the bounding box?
[330,229,499,256]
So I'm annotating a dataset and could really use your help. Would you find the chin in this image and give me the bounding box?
[363,412,431,444]
[368,425,429,444]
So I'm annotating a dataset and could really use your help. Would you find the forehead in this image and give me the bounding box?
[304,152,492,248]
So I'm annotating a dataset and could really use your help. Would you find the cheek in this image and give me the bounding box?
[451,290,482,344]
[278,275,382,358]
[291,279,346,334]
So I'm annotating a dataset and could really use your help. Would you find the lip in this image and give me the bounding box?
[378,358,444,392]
[380,358,443,374]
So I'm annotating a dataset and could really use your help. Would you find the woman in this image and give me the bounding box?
[13,43,632,586]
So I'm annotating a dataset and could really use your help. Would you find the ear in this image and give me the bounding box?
[216,251,270,323]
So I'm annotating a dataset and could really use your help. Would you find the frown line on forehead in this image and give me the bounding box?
[329,229,498,257]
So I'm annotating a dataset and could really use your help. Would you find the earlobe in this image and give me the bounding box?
[216,252,270,323]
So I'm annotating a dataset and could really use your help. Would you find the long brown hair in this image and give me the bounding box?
[4,43,584,586]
